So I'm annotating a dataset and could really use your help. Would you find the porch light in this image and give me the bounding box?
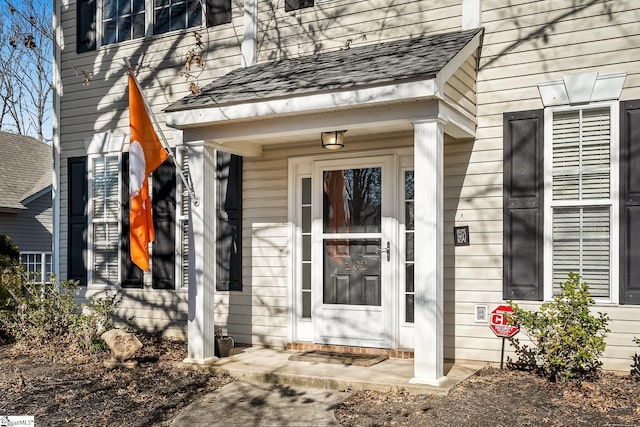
[321,130,346,150]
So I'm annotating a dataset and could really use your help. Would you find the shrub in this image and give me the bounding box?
[0,273,121,354]
[0,235,21,314]
[509,272,610,381]
[632,337,640,378]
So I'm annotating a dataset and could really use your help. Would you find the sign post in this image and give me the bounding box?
[489,305,519,369]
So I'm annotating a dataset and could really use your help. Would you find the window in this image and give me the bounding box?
[154,0,202,35]
[503,101,637,304]
[90,155,121,286]
[404,170,415,322]
[546,106,617,300]
[102,0,146,45]
[300,177,312,318]
[21,252,52,284]
[177,148,191,289]
[285,0,314,12]
[79,0,231,50]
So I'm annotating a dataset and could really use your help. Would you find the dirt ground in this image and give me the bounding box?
[1,335,639,426]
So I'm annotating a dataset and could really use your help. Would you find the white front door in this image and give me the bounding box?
[312,156,396,348]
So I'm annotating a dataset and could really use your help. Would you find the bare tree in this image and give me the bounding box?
[0,0,52,142]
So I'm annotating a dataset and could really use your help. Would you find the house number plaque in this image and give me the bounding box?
[345,259,368,272]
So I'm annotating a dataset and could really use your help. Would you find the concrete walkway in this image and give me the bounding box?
[171,381,348,426]
[171,347,486,426]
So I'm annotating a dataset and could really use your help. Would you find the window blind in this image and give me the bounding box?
[179,151,190,288]
[552,108,610,200]
[552,206,610,298]
[92,156,120,286]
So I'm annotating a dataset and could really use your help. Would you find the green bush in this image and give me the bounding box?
[508,272,610,381]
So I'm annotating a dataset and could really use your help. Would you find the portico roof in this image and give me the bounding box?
[166,28,483,113]
[166,28,483,156]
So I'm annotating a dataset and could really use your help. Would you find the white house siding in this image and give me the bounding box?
[449,0,640,370]
[57,0,245,337]
[444,54,478,123]
[256,0,463,62]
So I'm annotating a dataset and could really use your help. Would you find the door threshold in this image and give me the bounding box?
[287,342,414,359]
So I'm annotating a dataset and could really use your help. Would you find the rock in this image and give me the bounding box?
[101,329,142,369]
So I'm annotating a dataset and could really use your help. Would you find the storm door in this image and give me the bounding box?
[312,156,395,348]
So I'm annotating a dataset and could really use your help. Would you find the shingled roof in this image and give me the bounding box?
[0,132,52,211]
[166,28,483,112]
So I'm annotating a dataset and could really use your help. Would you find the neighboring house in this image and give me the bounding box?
[0,132,53,282]
[53,0,640,384]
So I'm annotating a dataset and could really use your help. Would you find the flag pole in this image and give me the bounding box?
[124,58,200,207]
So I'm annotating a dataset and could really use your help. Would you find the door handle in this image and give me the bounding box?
[377,241,390,262]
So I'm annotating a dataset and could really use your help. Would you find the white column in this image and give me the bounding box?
[184,141,217,364]
[410,119,446,385]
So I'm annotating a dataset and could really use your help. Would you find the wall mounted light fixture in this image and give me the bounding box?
[321,130,346,150]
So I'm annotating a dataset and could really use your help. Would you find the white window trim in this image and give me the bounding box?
[543,100,620,304]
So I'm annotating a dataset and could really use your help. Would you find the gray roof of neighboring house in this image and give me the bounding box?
[166,28,483,112]
[0,132,52,211]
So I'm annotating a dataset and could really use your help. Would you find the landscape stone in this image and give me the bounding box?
[101,329,143,368]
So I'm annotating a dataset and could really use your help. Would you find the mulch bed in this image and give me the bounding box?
[1,334,639,426]
[0,334,232,426]
[335,366,640,426]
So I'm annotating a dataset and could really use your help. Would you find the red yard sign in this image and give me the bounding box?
[490,305,519,338]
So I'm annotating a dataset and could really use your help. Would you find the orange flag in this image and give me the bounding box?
[129,73,169,271]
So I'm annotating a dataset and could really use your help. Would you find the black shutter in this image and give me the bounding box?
[152,158,176,290]
[503,110,544,300]
[121,153,144,288]
[206,0,232,27]
[620,100,640,304]
[285,0,314,12]
[76,0,96,53]
[68,157,88,286]
[216,152,242,291]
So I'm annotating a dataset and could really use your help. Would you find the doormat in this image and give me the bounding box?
[289,350,388,367]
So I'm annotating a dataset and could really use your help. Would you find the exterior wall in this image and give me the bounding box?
[0,190,53,252]
[256,0,462,61]
[457,0,640,370]
[57,0,245,336]
[444,54,477,123]
[56,0,640,370]
[218,135,413,347]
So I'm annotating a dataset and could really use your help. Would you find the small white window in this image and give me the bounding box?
[89,154,121,286]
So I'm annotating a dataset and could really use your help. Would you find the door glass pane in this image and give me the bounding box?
[324,239,381,306]
[323,168,381,233]
[404,170,415,323]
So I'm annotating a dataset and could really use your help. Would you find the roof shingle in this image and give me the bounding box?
[0,132,52,210]
[166,28,483,112]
